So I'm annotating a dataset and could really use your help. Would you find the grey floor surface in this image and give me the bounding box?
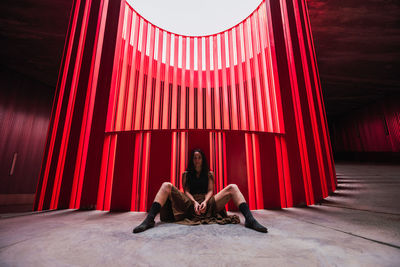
[1,162,400,266]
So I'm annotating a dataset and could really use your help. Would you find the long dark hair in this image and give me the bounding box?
[185,148,210,189]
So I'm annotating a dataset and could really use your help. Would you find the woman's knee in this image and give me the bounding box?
[226,184,239,195]
[161,182,173,193]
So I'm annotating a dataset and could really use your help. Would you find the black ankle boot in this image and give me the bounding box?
[133,202,161,233]
[239,202,268,233]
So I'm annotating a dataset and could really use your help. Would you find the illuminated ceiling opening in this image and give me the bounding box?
[126,0,262,36]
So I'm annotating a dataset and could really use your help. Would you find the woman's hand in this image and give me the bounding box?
[194,201,201,215]
[199,200,207,214]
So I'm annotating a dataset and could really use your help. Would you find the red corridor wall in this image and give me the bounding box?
[34,0,336,212]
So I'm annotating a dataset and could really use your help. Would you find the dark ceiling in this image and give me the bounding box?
[0,0,399,120]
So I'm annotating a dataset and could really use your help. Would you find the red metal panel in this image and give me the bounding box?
[162,33,172,129]
[300,0,336,191]
[139,132,151,211]
[146,131,172,209]
[130,133,141,211]
[212,36,221,130]
[170,131,177,185]
[115,7,132,131]
[242,20,257,131]
[179,131,187,191]
[251,134,264,209]
[244,133,256,209]
[152,29,164,129]
[52,0,93,210]
[280,0,314,204]
[103,134,117,211]
[180,37,187,129]
[251,13,269,132]
[133,20,148,130]
[38,0,83,211]
[205,37,212,129]
[197,38,204,129]
[234,25,249,131]
[124,13,140,131]
[143,25,156,130]
[69,0,110,210]
[171,35,179,129]
[227,31,239,130]
[189,37,195,129]
[264,1,285,134]
[96,135,111,210]
[220,33,230,130]
[110,133,134,210]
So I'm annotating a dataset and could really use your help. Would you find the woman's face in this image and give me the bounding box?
[193,151,202,172]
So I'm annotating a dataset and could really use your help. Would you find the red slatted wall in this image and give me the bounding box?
[34,0,337,212]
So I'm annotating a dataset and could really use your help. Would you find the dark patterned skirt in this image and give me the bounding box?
[159,185,240,225]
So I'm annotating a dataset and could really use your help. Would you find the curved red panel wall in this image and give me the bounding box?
[34,0,336,212]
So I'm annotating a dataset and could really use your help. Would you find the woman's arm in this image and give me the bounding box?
[182,172,197,203]
[203,171,214,203]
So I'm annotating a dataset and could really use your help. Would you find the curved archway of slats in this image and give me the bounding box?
[34,0,337,213]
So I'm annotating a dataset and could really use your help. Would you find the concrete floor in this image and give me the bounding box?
[1,163,400,266]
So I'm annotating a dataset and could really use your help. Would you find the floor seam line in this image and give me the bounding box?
[320,204,400,216]
[282,214,400,250]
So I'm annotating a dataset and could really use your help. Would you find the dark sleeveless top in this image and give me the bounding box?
[185,171,209,194]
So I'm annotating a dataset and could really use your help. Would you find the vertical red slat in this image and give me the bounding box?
[139,132,151,211]
[280,135,293,206]
[180,37,187,129]
[96,135,111,210]
[170,132,177,185]
[153,29,164,129]
[222,132,229,211]
[115,8,132,131]
[256,8,275,132]
[133,20,148,130]
[143,25,156,129]
[227,30,239,130]
[130,133,141,211]
[217,132,223,193]
[244,133,256,209]
[205,37,212,129]
[212,36,221,129]
[106,6,126,132]
[250,13,268,132]
[275,135,287,208]
[162,32,171,129]
[208,132,214,172]
[264,1,285,133]
[189,37,195,129]
[171,35,179,129]
[125,13,140,131]
[103,134,117,211]
[234,25,248,131]
[252,134,264,209]
[179,132,187,191]
[197,38,204,129]
[220,33,230,130]
[242,19,257,131]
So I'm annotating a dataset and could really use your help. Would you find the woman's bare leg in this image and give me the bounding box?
[133,182,172,233]
[214,184,245,212]
[153,182,173,206]
[214,184,268,233]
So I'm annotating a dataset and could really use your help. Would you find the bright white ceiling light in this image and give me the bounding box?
[126,0,262,36]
